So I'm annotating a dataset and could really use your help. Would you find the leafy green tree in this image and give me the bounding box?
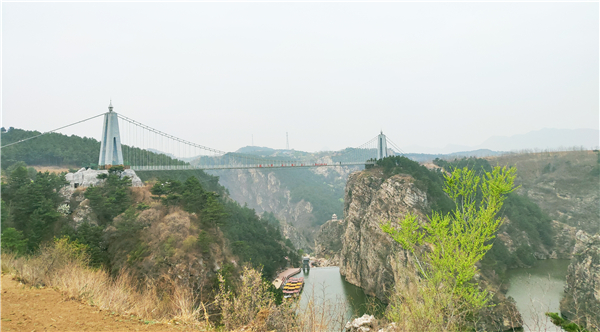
[203,194,228,226]
[1,199,11,229]
[3,165,31,200]
[434,156,555,271]
[197,230,212,254]
[381,166,517,331]
[150,181,168,198]
[62,222,109,268]
[85,166,132,224]
[1,228,27,255]
[2,166,67,251]
[182,176,207,213]
[27,198,62,250]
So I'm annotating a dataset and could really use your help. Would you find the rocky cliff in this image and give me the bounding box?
[560,230,600,331]
[209,164,356,252]
[330,167,522,331]
[209,169,313,250]
[338,168,429,301]
[314,217,346,266]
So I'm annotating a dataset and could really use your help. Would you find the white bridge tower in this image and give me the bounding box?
[377,131,388,160]
[98,101,124,168]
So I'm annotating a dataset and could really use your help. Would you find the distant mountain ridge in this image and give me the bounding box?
[405,128,599,154]
[480,128,599,151]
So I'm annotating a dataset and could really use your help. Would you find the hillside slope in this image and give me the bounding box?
[489,150,600,235]
[0,275,191,331]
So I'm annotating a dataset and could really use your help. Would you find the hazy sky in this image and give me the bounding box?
[2,2,598,153]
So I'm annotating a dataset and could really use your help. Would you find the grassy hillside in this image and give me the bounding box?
[489,150,599,234]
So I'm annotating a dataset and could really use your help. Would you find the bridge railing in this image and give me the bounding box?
[131,161,375,171]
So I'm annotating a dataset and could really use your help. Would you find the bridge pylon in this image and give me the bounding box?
[377,131,388,160]
[98,101,124,169]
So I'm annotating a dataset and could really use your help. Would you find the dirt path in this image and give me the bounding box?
[31,166,72,174]
[1,275,196,331]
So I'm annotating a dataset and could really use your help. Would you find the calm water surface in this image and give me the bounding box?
[293,261,569,331]
[506,259,570,332]
[294,267,384,323]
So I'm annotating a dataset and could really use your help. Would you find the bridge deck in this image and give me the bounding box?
[132,161,374,171]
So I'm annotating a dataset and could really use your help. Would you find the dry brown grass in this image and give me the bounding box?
[1,238,206,328]
[132,185,155,204]
[216,266,350,332]
[2,239,355,332]
[31,165,73,173]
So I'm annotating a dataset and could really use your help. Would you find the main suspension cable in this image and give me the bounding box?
[1,112,107,148]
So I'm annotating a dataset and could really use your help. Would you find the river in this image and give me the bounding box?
[294,261,569,331]
[295,266,384,324]
[506,259,571,332]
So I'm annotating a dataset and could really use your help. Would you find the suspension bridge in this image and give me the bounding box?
[2,102,404,171]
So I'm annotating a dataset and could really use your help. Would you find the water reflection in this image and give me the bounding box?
[506,259,570,332]
[296,266,385,323]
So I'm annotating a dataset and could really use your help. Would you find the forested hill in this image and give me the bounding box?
[1,127,185,170]
[1,127,101,168]
[1,127,302,282]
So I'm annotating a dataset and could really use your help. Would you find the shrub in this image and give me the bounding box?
[182,235,198,252]
[381,166,517,331]
[1,228,27,255]
[1,237,204,326]
[216,266,275,330]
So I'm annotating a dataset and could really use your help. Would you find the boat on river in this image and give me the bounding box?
[283,277,304,298]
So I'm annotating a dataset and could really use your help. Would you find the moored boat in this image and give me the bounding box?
[282,276,304,298]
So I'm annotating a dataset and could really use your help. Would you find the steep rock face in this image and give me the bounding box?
[337,168,522,331]
[339,169,428,301]
[314,218,346,266]
[550,220,578,259]
[560,230,600,330]
[209,169,313,250]
[70,199,99,228]
[209,163,357,252]
[494,219,572,263]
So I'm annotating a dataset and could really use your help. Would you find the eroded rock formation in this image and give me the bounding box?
[338,169,428,301]
[560,230,600,331]
[209,169,314,251]
[65,168,143,188]
[314,217,346,266]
